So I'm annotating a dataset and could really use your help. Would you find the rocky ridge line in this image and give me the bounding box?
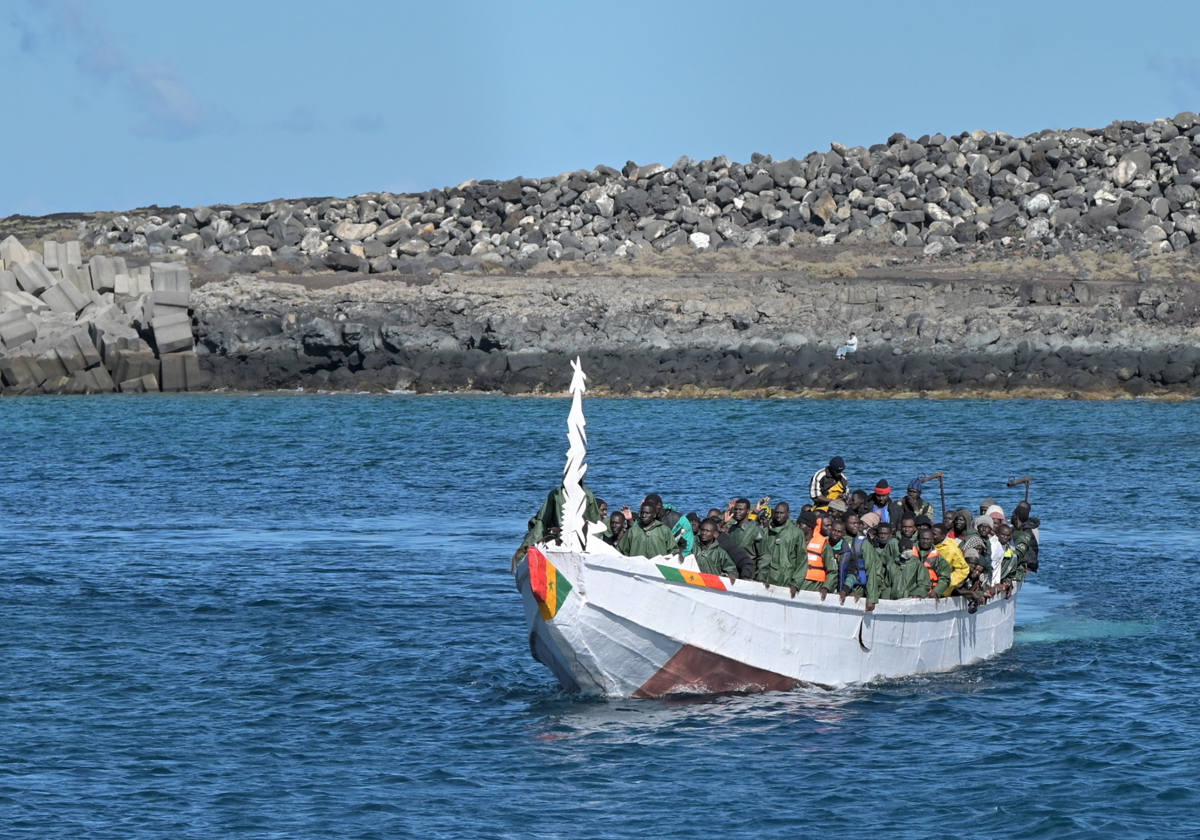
[11,112,1197,279]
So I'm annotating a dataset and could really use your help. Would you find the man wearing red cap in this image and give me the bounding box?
[867,480,903,525]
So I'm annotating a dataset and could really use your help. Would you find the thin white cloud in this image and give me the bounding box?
[8,0,207,139]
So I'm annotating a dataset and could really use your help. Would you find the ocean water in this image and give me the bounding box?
[1,393,1197,839]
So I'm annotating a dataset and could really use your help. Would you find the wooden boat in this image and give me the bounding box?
[513,359,1019,698]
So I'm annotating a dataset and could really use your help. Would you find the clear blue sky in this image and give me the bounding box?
[2,0,1198,217]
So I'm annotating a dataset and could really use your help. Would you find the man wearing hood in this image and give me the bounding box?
[810,456,849,512]
[948,508,973,541]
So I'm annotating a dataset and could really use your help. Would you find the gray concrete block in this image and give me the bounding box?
[112,349,158,383]
[152,288,190,309]
[151,262,191,293]
[65,241,82,266]
[63,263,91,293]
[37,350,69,379]
[0,236,31,265]
[0,309,38,349]
[53,329,104,373]
[88,256,117,293]
[118,373,160,393]
[11,262,50,295]
[43,242,59,270]
[41,281,89,316]
[160,351,203,391]
[0,355,48,387]
[0,290,48,314]
[0,269,16,294]
[86,364,116,392]
[153,302,189,321]
[152,311,194,354]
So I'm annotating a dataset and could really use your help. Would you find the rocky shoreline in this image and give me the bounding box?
[188,268,1200,399]
[1,110,1199,398]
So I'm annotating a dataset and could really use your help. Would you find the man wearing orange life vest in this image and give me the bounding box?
[896,526,953,598]
[795,510,838,596]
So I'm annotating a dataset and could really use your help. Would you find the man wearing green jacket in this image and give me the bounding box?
[756,502,805,587]
[645,493,695,557]
[726,498,765,570]
[895,527,953,598]
[512,482,602,568]
[861,521,900,608]
[694,519,738,580]
[619,502,679,559]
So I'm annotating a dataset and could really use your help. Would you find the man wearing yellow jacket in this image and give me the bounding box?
[932,522,970,595]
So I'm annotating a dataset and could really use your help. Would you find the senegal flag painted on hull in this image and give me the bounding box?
[528,546,573,620]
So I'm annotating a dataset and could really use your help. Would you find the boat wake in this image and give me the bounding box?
[1013,582,1153,644]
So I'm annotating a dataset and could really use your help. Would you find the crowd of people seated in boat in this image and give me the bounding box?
[518,456,1039,614]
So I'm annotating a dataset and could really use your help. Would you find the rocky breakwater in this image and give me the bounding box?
[0,235,206,394]
[191,269,1200,398]
[68,113,1200,276]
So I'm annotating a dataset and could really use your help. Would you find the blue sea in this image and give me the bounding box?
[1,394,1197,839]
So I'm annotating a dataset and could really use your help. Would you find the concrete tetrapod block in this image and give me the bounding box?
[159,351,204,392]
[0,309,38,349]
[40,281,90,316]
[0,355,48,388]
[37,349,69,380]
[63,264,91,294]
[112,349,159,383]
[151,262,191,293]
[151,310,194,354]
[11,262,51,295]
[119,373,160,393]
[151,288,190,309]
[53,329,104,373]
[1,290,49,313]
[88,256,117,293]
[80,364,116,392]
[0,236,31,265]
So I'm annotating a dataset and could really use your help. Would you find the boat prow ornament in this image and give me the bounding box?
[512,360,1021,698]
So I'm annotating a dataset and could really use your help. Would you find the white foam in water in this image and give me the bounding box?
[1015,582,1153,644]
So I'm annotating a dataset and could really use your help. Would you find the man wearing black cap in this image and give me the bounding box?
[867,480,903,525]
[902,478,936,520]
[809,457,849,512]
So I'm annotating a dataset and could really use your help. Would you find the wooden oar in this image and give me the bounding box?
[1007,476,1032,503]
[921,471,946,520]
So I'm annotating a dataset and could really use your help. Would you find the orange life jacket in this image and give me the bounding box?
[918,549,940,586]
[805,533,828,582]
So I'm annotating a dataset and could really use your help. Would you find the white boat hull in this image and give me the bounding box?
[516,543,1018,697]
